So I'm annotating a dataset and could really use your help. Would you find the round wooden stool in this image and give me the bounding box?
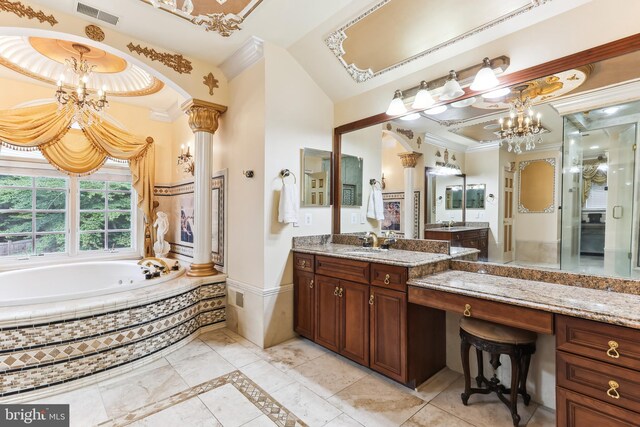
[459,317,537,427]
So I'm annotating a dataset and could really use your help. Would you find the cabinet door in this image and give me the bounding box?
[370,286,407,383]
[339,280,369,366]
[314,275,340,352]
[557,387,640,427]
[293,270,314,340]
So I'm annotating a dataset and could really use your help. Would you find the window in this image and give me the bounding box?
[584,182,607,210]
[0,175,67,256]
[0,149,137,259]
[79,180,134,252]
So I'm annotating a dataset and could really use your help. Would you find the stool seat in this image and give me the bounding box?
[460,317,537,345]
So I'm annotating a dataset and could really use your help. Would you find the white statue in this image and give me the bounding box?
[153,211,170,258]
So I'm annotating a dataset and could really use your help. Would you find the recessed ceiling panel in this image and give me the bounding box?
[325,0,541,82]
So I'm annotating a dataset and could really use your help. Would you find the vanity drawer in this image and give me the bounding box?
[316,255,370,284]
[294,253,314,272]
[370,263,408,292]
[557,387,640,427]
[407,287,553,334]
[557,351,640,413]
[557,315,640,371]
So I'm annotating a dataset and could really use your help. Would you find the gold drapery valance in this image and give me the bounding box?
[582,158,607,206]
[0,103,155,219]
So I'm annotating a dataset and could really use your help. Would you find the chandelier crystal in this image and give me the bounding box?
[55,43,108,125]
[497,85,542,153]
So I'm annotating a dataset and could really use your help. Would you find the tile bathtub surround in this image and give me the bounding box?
[0,282,226,398]
[409,270,640,329]
[451,260,640,296]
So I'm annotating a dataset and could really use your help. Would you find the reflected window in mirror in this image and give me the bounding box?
[445,185,463,210]
[341,154,363,207]
[302,148,331,207]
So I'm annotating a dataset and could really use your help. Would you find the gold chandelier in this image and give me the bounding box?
[497,85,542,153]
[55,43,108,121]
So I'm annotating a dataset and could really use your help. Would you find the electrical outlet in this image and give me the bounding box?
[351,212,358,224]
[360,213,366,224]
[305,213,313,225]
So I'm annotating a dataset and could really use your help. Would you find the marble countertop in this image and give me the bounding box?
[425,226,488,233]
[409,270,640,329]
[449,247,479,257]
[292,243,452,267]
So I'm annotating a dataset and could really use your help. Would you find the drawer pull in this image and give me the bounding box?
[369,294,374,305]
[606,380,620,399]
[607,340,620,359]
[338,287,343,298]
[334,286,339,296]
[309,280,314,289]
[463,304,472,317]
[384,274,390,285]
[301,260,306,268]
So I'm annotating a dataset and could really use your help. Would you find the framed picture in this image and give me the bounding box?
[319,179,324,188]
[381,192,421,238]
[180,194,194,244]
[311,179,316,188]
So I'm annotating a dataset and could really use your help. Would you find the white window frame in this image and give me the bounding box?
[0,153,141,270]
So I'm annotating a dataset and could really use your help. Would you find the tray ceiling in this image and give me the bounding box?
[325,0,543,82]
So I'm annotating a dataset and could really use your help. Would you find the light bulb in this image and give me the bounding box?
[82,75,89,84]
[470,58,499,91]
[439,70,464,100]
[386,90,407,116]
[411,81,435,109]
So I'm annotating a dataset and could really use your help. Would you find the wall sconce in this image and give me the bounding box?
[381,173,386,190]
[177,144,194,176]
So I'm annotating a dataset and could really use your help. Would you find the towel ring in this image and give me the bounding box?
[369,178,381,189]
[280,169,297,184]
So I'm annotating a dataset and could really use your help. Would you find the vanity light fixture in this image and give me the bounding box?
[451,97,476,108]
[399,113,421,121]
[470,58,500,91]
[411,81,435,109]
[177,144,194,175]
[386,90,407,116]
[439,71,465,101]
[423,105,447,115]
[482,87,510,99]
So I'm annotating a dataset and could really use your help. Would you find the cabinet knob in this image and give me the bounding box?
[334,286,339,296]
[607,340,620,359]
[338,287,343,298]
[301,260,306,267]
[463,304,472,317]
[369,294,374,305]
[606,380,620,399]
[309,280,314,289]
[383,274,390,285]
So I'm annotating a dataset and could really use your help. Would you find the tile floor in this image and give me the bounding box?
[29,328,555,427]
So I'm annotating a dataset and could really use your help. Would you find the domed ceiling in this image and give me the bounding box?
[0,36,164,97]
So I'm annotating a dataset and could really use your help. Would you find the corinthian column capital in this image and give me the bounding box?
[181,99,228,134]
[398,151,422,168]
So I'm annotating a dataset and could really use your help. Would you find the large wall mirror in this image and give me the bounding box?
[332,33,640,279]
[302,148,331,207]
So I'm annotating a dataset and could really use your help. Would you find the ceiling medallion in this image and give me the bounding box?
[0,0,57,26]
[85,25,105,42]
[203,72,219,95]
[127,42,193,74]
[192,13,243,37]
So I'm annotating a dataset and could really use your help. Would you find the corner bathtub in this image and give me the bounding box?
[0,260,226,401]
[0,261,185,307]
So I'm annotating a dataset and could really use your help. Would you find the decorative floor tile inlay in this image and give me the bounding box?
[97,370,307,427]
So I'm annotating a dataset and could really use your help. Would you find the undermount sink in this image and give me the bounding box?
[429,227,469,232]
[339,247,387,255]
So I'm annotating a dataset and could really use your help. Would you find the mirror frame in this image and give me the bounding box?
[424,166,466,224]
[332,33,640,234]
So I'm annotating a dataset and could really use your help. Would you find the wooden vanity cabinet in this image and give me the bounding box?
[556,315,640,426]
[293,252,445,388]
[424,228,489,261]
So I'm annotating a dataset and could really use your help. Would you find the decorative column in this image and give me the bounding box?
[182,99,227,277]
[398,152,422,239]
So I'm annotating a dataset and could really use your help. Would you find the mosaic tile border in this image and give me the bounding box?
[0,282,226,397]
[98,370,307,427]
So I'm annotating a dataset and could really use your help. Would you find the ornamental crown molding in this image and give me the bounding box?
[219,36,264,81]
[398,151,422,168]
[181,98,228,134]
